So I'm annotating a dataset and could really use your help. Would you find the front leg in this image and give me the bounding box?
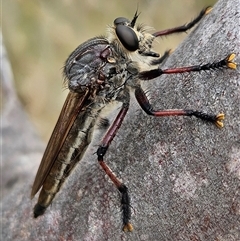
[152,7,212,38]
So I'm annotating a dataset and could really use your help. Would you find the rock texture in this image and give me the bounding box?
[1,0,239,240]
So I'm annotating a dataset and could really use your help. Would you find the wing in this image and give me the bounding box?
[31,90,90,198]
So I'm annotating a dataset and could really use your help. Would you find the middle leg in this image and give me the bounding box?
[139,54,236,80]
[135,87,225,128]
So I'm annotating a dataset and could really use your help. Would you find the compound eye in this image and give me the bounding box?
[115,25,139,51]
[114,17,130,26]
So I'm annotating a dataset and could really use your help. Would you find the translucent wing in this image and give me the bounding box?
[31,90,89,198]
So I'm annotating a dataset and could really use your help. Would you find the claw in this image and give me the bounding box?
[204,6,213,15]
[226,53,237,69]
[215,113,225,128]
[123,222,134,232]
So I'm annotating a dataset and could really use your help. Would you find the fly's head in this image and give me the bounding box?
[107,10,159,66]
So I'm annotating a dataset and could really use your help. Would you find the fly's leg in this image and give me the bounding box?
[153,7,212,38]
[140,53,236,80]
[150,7,213,64]
[135,87,225,128]
[96,104,133,232]
[139,7,212,59]
[151,49,172,65]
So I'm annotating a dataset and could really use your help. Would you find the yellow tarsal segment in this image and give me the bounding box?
[215,54,237,127]
[228,53,236,61]
[215,113,225,128]
[227,53,237,69]
[205,7,213,15]
[123,223,134,232]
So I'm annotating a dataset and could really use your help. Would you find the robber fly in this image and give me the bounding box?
[31,7,236,231]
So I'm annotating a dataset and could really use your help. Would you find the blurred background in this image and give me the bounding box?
[2,0,217,141]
